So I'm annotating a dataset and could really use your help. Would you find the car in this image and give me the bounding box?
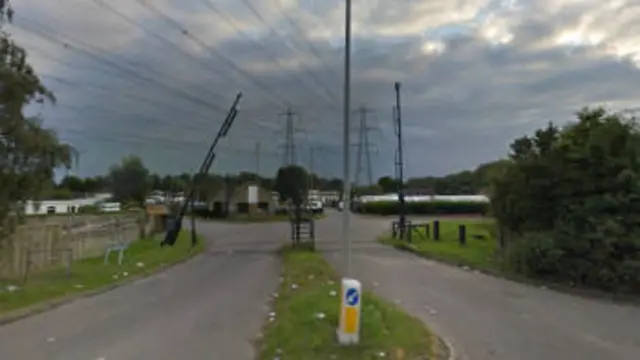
[307,200,324,214]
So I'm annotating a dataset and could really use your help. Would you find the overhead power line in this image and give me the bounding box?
[238,0,341,105]
[200,0,337,110]
[12,17,228,113]
[134,0,295,110]
[271,0,342,81]
[86,0,241,99]
[56,128,341,176]
[17,7,347,136]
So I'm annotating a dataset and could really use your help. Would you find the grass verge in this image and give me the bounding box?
[0,231,204,316]
[380,219,640,304]
[257,245,443,360]
[379,218,502,272]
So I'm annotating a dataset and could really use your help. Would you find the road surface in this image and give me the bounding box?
[2,212,639,360]
[0,221,286,360]
[316,211,640,360]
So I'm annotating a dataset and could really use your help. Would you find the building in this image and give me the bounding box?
[358,194,490,203]
[22,193,117,215]
[210,183,274,216]
[308,190,340,204]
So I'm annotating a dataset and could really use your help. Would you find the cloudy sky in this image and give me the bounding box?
[7,0,640,181]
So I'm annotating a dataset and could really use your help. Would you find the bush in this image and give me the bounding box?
[78,205,100,214]
[504,232,564,278]
[505,231,640,293]
[357,200,489,215]
[489,109,640,293]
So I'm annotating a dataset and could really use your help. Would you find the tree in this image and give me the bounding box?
[149,173,162,190]
[59,175,87,194]
[273,165,308,206]
[354,184,383,195]
[377,176,399,193]
[0,6,77,224]
[108,155,150,204]
[490,108,640,292]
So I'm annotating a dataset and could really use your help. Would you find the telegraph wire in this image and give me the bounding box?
[87,0,279,108]
[200,0,337,110]
[57,127,284,157]
[271,0,342,81]
[40,74,214,122]
[56,128,341,176]
[15,16,227,108]
[48,99,284,146]
[16,9,346,135]
[37,75,346,148]
[14,7,351,142]
[237,0,340,105]
[11,18,228,113]
[26,46,122,76]
[134,0,294,109]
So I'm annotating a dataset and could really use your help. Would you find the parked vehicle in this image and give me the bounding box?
[307,199,324,214]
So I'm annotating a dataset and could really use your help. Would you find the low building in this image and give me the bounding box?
[308,190,340,204]
[22,193,116,215]
[210,183,274,216]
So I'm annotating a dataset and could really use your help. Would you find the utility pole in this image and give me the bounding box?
[255,141,261,175]
[354,106,376,186]
[280,107,298,166]
[162,92,242,247]
[342,0,353,278]
[309,146,315,191]
[394,82,407,240]
[392,105,398,181]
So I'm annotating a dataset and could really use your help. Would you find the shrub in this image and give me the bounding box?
[357,200,489,215]
[77,205,100,214]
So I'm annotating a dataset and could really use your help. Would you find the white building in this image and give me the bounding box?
[358,194,490,203]
[23,193,116,215]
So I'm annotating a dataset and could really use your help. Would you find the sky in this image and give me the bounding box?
[6,0,640,182]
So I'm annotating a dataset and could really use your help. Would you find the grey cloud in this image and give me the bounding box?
[10,0,640,180]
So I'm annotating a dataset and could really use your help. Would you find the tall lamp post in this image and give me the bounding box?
[336,0,362,347]
[342,0,352,277]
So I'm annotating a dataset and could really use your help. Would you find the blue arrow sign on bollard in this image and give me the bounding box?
[345,287,359,306]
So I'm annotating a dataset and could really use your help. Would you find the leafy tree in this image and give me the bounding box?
[0,6,77,224]
[59,175,86,194]
[490,108,640,292]
[354,184,383,195]
[273,165,309,206]
[149,173,162,190]
[108,155,150,204]
[377,176,398,193]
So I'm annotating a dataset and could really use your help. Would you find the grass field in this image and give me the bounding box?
[380,218,502,272]
[0,231,204,315]
[257,246,444,360]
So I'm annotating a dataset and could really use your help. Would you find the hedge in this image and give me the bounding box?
[357,200,489,215]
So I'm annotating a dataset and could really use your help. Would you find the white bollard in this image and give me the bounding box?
[336,278,361,345]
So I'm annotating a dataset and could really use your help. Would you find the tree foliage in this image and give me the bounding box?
[108,155,150,204]
[403,160,508,195]
[490,108,640,292]
[0,8,77,225]
[273,165,309,206]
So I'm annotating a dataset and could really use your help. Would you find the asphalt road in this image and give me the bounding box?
[2,212,639,360]
[0,220,286,360]
[316,211,640,360]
